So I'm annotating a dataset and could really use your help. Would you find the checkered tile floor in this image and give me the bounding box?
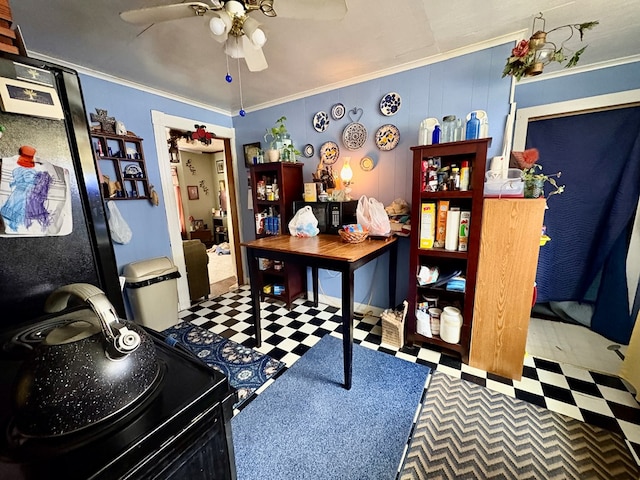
[179,286,640,464]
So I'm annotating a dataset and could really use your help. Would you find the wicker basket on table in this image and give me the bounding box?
[338,229,369,243]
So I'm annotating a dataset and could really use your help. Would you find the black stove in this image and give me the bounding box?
[0,310,237,480]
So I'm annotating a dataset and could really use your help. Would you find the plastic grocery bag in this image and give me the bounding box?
[356,195,391,235]
[288,205,319,237]
[107,201,132,244]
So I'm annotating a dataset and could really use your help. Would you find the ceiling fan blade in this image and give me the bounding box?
[120,2,212,25]
[272,0,347,20]
[242,36,268,72]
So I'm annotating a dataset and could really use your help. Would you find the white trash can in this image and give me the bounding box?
[123,257,181,331]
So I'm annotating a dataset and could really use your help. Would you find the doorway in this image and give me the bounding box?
[513,88,640,375]
[151,111,244,312]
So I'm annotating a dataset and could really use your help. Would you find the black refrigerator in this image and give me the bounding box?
[0,52,123,321]
[0,53,236,479]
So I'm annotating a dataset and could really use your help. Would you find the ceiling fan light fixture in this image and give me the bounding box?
[243,16,267,47]
[209,16,227,36]
[225,0,246,16]
[225,37,245,58]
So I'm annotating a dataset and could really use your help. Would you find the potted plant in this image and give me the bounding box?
[264,116,288,162]
[263,116,301,162]
[522,164,565,199]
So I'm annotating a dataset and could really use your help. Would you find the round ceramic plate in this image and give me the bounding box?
[379,92,401,116]
[360,156,374,171]
[313,111,330,132]
[303,144,314,158]
[331,103,345,120]
[319,141,340,165]
[375,124,400,151]
[342,122,367,150]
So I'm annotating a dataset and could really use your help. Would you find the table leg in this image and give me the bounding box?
[312,266,319,307]
[247,249,262,346]
[389,241,397,307]
[342,268,354,390]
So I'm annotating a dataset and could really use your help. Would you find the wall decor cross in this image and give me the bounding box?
[90,108,116,134]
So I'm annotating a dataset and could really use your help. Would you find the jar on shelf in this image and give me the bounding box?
[441,115,456,143]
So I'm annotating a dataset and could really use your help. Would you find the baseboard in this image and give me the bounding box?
[308,291,385,319]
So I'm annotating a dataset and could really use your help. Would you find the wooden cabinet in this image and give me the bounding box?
[91,129,150,200]
[469,198,546,380]
[212,215,228,245]
[406,139,490,362]
[248,162,306,308]
[189,228,213,247]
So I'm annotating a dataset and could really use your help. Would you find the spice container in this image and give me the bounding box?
[459,161,469,191]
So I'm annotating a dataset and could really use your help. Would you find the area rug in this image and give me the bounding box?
[209,275,237,299]
[399,372,639,479]
[162,322,284,409]
[231,334,431,480]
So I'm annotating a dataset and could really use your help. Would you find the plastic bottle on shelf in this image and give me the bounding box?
[465,112,480,140]
[459,161,470,191]
[418,120,429,145]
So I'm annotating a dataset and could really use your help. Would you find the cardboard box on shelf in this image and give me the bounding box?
[419,202,436,249]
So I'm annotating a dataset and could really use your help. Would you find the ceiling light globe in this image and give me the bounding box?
[209,16,227,36]
[225,1,245,16]
[251,28,267,47]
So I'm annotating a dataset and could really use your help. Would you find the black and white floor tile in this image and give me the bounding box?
[180,286,640,465]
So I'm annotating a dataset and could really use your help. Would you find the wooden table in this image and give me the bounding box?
[242,234,398,389]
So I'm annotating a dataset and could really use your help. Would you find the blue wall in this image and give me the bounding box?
[78,76,232,271]
[76,53,640,313]
[231,43,513,308]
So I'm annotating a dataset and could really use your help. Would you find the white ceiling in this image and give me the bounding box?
[10,1,640,115]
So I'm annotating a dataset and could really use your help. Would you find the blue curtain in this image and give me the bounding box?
[526,106,640,343]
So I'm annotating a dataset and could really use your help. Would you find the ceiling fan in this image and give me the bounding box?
[120,0,348,72]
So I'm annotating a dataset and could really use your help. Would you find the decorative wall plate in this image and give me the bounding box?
[303,144,314,158]
[319,141,340,165]
[360,156,374,172]
[379,92,401,116]
[313,111,330,132]
[342,122,367,150]
[375,124,400,151]
[124,164,143,178]
[331,103,345,120]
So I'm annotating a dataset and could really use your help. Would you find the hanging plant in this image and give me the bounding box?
[502,13,598,81]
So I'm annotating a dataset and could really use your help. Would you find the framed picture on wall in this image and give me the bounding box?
[243,142,261,167]
[187,185,199,200]
[216,159,224,174]
[0,76,64,119]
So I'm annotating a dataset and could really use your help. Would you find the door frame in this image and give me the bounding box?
[151,110,244,311]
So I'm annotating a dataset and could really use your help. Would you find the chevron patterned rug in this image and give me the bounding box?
[399,372,639,479]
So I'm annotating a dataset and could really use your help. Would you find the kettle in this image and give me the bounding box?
[11,283,162,438]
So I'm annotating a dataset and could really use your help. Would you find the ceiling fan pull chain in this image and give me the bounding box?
[237,56,246,117]
[225,54,232,83]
